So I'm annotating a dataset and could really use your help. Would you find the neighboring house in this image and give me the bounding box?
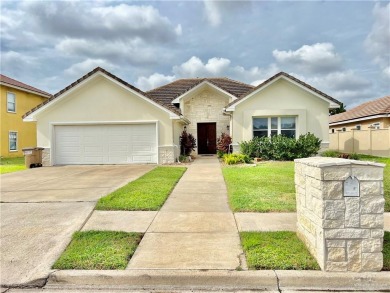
[23,67,341,165]
[1,74,51,157]
[329,95,390,132]
[329,95,390,157]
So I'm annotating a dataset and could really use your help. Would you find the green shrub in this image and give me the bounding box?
[321,150,339,157]
[239,133,321,161]
[223,153,251,165]
[217,150,225,158]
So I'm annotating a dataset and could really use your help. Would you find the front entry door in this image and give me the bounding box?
[197,123,216,154]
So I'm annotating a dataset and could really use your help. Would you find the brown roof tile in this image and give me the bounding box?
[226,72,341,108]
[23,67,181,118]
[0,74,51,97]
[146,77,255,106]
[329,95,390,124]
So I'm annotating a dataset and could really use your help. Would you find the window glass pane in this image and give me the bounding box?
[253,131,268,138]
[281,130,295,138]
[7,93,16,112]
[253,118,268,130]
[9,132,17,150]
[281,117,295,129]
[271,130,278,137]
[271,117,278,129]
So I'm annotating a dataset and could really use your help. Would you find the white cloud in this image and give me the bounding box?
[136,56,280,91]
[203,1,250,27]
[64,59,117,78]
[364,2,390,79]
[136,73,176,91]
[273,43,343,74]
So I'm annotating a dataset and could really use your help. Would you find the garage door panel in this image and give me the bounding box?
[54,124,157,165]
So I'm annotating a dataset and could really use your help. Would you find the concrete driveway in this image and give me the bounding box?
[0,165,154,286]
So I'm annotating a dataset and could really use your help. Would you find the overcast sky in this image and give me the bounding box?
[1,1,389,108]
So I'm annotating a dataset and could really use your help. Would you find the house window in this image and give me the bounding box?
[331,129,335,133]
[9,131,17,151]
[342,127,346,132]
[372,123,380,129]
[356,125,361,130]
[253,117,296,138]
[7,92,16,113]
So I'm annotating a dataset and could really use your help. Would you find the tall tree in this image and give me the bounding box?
[329,103,346,115]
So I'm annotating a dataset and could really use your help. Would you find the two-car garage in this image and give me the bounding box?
[53,123,158,165]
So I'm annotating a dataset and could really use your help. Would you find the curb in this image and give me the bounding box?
[46,270,390,291]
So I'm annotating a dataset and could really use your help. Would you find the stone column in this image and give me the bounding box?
[295,157,385,272]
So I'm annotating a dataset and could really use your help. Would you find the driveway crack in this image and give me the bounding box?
[274,270,282,293]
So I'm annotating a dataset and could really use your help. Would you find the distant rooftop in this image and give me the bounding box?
[0,74,51,97]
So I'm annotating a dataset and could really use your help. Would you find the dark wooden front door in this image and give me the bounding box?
[197,123,216,154]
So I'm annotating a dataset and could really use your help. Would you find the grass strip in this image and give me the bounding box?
[96,166,186,211]
[0,157,26,174]
[53,231,142,270]
[384,231,390,271]
[223,162,295,212]
[240,231,320,270]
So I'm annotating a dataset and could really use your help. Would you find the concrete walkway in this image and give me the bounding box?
[127,156,244,270]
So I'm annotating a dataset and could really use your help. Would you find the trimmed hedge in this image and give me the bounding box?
[240,133,321,161]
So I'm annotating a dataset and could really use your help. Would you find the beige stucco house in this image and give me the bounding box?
[24,67,341,165]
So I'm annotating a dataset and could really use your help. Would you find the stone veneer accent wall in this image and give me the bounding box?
[158,146,178,164]
[295,157,385,272]
[42,148,51,166]
[183,89,230,154]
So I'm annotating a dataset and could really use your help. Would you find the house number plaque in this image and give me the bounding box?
[343,176,360,197]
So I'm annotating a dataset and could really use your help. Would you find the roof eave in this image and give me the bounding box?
[329,113,390,126]
[0,82,51,98]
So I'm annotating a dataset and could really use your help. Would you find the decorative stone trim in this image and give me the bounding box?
[295,157,385,272]
[158,145,178,164]
[42,148,51,166]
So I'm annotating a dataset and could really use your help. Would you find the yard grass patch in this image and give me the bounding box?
[96,166,186,211]
[0,157,26,174]
[241,231,320,270]
[384,231,390,271]
[223,162,295,212]
[53,231,142,270]
[357,155,390,212]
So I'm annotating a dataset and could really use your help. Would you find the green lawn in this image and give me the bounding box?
[384,231,390,271]
[0,157,26,174]
[96,166,186,211]
[223,162,295,212]
[53,231,142,270]
[357,155,390,212]
[240,231,320,270]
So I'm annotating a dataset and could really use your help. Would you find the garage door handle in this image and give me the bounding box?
[206,139,209,146]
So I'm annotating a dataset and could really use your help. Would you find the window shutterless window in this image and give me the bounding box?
[9,132,17,151]
[253,117,296,138]
[356,125,361,130]
[7,92,16,112]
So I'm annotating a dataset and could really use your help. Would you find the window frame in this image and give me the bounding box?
[355,125,361,130]
[9,131,18,152]
[7,91,16,113]
[253,116,297,139]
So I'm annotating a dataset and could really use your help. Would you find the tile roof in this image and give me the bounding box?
[23,67,181,118]
[329,95,390,124]
[146,77,255,106]
[226,72,341,108]
[0,74,51,97]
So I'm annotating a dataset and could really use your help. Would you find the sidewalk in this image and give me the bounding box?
[127,156,244,270]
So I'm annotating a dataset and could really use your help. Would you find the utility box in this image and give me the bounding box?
[295,157,385,272]
[22,147,44,168]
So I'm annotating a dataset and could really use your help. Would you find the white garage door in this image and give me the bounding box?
[54,124,157,165]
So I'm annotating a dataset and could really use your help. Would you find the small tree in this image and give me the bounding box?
[216,132,232,154]
[180,130,196,156]
[329,103,346,115]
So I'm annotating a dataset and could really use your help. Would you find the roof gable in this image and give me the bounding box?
[329,95,390,124]
[146,77,254,104]
[226,72,341,110]
[23,67,181,120]
[0,74,51,97]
